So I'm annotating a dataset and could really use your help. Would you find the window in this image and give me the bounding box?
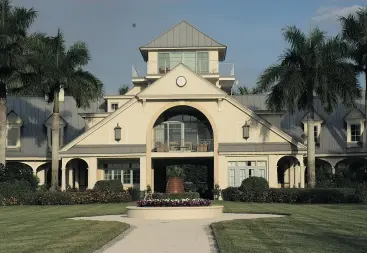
[7,127,19,147]
[158,52,209,74]
[111,103,118,111]
[229,169,235,187]
[103,161,140,185]
[314,125,319,144]
[228,161,268,187]
[48,128,64,148]
[351,124,361,142]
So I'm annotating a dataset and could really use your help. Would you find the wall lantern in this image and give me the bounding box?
[242,122,250,140]
[114,123,122,142]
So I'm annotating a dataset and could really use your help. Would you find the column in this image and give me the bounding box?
[88,157,97,189]
[294,165,300,188]
[75,166,79,189]
[37,169,45,185]
[331,166,335,175]
[146,156,152,191]
[61,167,66,191]
[289,165,295,188]
[69,168,74,188]
[268,155,279,188]
[139,156,147,191]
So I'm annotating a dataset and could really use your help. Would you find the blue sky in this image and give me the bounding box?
[13,0,366,94]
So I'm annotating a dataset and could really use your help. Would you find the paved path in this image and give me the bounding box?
[72,213,283,253]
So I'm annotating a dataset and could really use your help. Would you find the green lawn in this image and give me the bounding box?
[212,202,367,253]
[1,202,367,253]
[0,203,133,253]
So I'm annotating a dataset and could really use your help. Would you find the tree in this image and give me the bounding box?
[118,84,129,95]
[0,0,37,165]
[26,30,103,191]
[256,26,360,188]
[233,85,260,95]
[339,7,367,149]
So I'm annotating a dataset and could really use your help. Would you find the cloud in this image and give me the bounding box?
[312,5,362,23]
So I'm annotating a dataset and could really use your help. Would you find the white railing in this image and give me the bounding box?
[153,138,214,152]
[132,60,234,78]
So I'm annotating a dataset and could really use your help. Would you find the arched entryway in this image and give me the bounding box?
[277,156,301,188]
[36,162,62,187]
[150,105,215,194]
[65,158,89,190]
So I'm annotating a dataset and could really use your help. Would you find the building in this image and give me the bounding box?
[7,21,367,191]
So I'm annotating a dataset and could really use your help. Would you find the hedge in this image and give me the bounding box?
[93,180,123,193]
[151,192,200,200]
[222,187,360,203]
[0,190,132,206]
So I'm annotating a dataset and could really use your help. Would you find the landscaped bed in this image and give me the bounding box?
[136,198,211,207]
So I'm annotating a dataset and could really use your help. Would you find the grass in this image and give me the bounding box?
[1,202,367,253]
[211,202,367,253]
[0,203,133,253]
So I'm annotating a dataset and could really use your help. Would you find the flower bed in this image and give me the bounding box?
[136,198,211,207]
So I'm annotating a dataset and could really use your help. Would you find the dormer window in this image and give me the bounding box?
[44,114,67,148]
[111,103,119,111]
[6,111,23,149]
[301,110,324,146]
[344,108,365,146]
[351,124,361,142]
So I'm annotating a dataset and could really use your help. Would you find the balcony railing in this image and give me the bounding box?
[153,138,214,152]
[132,60,234,78]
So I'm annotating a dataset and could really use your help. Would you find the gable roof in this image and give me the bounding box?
[301,109,324,123]
[344,108,365,121]
[139,21,227,61]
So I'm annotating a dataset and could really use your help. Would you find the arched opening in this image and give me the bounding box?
[65,158,89,191]
[36,162,62,188]
[315,158,334,188]
[152,106,214,152]
[6,161,33,173]
[277,156,300,188]
[151,105,215,197]
[334,158,367,187]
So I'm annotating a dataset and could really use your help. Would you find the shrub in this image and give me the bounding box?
[356,183,367,203]
[0,181,33,202]
[137,198,210,207]
[37,184,50,192]
[93,180,123,193]
[239,177,269,202]
[152,192,200,200]
[127,187,141,201]
[1,190,132,206]
[0,163,39,190]
[221,187,242,201]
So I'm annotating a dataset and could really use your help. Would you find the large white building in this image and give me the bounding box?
[7,21,366,192]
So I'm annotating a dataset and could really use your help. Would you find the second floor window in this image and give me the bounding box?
[314,125,319,143]
[351,124,361,142]
[111,103,119,111]
[7,127,20,148]
[158,51,209,74]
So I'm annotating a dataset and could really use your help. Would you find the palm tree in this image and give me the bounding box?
[26,30,103,191]
[339,7,367,149]
[118,84,129,95]
[256,26,360,188]
[234,85,260,95]
[0,0,37,165]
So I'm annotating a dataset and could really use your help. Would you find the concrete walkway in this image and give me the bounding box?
[72,213,283,253]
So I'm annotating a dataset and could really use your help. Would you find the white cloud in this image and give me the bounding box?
[312,5,362,23]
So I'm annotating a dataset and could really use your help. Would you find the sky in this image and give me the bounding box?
[12,0,366,94]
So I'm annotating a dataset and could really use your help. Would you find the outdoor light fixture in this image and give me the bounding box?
[242,122,250,140]
[114,123,122,142]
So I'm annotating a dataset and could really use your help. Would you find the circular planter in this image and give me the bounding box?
[166,176,184,193]
[127,205,224,220]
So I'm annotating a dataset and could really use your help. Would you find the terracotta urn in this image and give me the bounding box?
[166,176,184,193]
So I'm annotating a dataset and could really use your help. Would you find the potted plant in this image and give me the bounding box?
[166,166,185,193]
[213,183,221,200]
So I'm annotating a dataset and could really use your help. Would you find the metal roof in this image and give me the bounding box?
[233,94,366,155]
[139,21,227,61]
[5,96,98,158]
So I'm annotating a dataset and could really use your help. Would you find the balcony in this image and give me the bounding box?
[152,106,214,153]
[132,60,235,78]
